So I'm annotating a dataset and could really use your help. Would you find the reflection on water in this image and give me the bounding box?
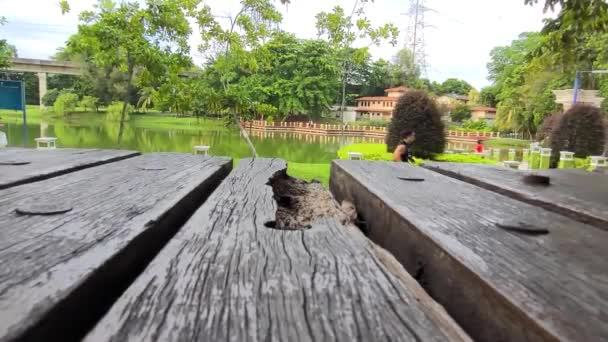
[2,121,381,163]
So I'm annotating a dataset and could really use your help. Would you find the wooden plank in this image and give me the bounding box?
[0,153,232,342]
[84,158,469,342]
[422,162,608,230]
[0,148,140,189]
[330,160,608,342]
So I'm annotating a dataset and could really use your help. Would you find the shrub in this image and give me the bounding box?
[536,112,562,143]
[451,103,471,122]
[106,101,132,122]
[337,143,393,161]
[549,104,606,166]
[386,90,445,158]
[461,119,488,130]
[80,96,99,112]
[432,153,495,164]
[42,89,60,107]
[52,92,79,116]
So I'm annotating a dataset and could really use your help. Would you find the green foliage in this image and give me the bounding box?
[106,101,132,122]
[315,2,399,110]
[337,143,393,161]
[461,119,488,130]
[0,39,17,69]
[479,86,498,107]
[467,89,480,104]
[438,78,473,95]
[80,96,98,112]
[66,0,196,142]
[451,103,472,122]
[386,90,445,158]
[488,32,562,135]
[52,92,79,116]
[549,104,606,166]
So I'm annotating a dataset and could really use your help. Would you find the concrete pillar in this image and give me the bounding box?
[37,72,47,109]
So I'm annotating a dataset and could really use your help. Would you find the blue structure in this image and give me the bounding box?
[0,80,27,146]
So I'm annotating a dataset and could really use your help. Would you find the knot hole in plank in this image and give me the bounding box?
[265,169,357,231]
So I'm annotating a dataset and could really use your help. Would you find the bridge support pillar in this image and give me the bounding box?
[37,72,47,109]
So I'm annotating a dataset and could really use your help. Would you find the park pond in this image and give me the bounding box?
[1,112,491,160]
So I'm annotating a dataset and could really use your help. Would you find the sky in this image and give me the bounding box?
[0,0,555,89]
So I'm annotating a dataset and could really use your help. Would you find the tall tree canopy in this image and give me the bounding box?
[66,0,196,143]
[438,78,473,95]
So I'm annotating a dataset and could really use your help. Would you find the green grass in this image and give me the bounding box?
[287,162,331,186]
[337,143,393,160]
[433,153,496,164]
[484,138,530,149]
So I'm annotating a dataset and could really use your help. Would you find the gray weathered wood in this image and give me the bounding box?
[330,160,608,342]
[422,162,608,230]
[84,158,469,342]
[0,153,232,342]
[0,148,139,189]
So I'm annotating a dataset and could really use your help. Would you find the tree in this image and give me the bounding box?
[260,34,340,119]
[195,0,284,156]
[438,78,473,95]
[53,92,79,116]
[66,0,195,143]
[549,104,606,166]
[42,89,61,107]
[386,90,445,158]
[315,2,399,119]
[451,103,472,122]
[80,95,99,112]
[487,32,563,136]
[391,48,421,86]
[360,59,397,96]
[0,40,16,69]
[479,86,498,107]
[467,89,480,104]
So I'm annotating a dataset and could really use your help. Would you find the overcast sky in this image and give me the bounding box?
[0,0,554,89]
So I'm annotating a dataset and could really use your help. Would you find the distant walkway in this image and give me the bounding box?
[243,120,501,141]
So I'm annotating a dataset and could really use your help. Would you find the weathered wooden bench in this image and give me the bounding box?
[83,158,469,342]
[0,148,139,189]
[0,153,232,341]
[330,160,608,342]
[422,162,608,230]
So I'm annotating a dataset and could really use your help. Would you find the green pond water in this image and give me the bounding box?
[1,118,383,163]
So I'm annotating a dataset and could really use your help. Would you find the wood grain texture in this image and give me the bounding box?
[0,148,140,189]
[0,153,232,342]
[330,160,608,342]
[84,158,469,342]
[422,162,608,230]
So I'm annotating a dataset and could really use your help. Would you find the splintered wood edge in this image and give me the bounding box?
[343,223,472,342]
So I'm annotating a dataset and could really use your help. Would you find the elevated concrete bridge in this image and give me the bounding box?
[7,58,82,109]
[6,58,198,109]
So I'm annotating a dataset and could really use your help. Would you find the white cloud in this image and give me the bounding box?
[0,0,554,89]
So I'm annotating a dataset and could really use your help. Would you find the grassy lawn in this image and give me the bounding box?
[287,162,331,186]
[484,138,531,149]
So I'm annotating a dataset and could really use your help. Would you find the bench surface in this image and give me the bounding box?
[330,160,608,342]
[0,153,232,341]
[0,148,139,189]
[422,162,608,230]
[84,158,469,342]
